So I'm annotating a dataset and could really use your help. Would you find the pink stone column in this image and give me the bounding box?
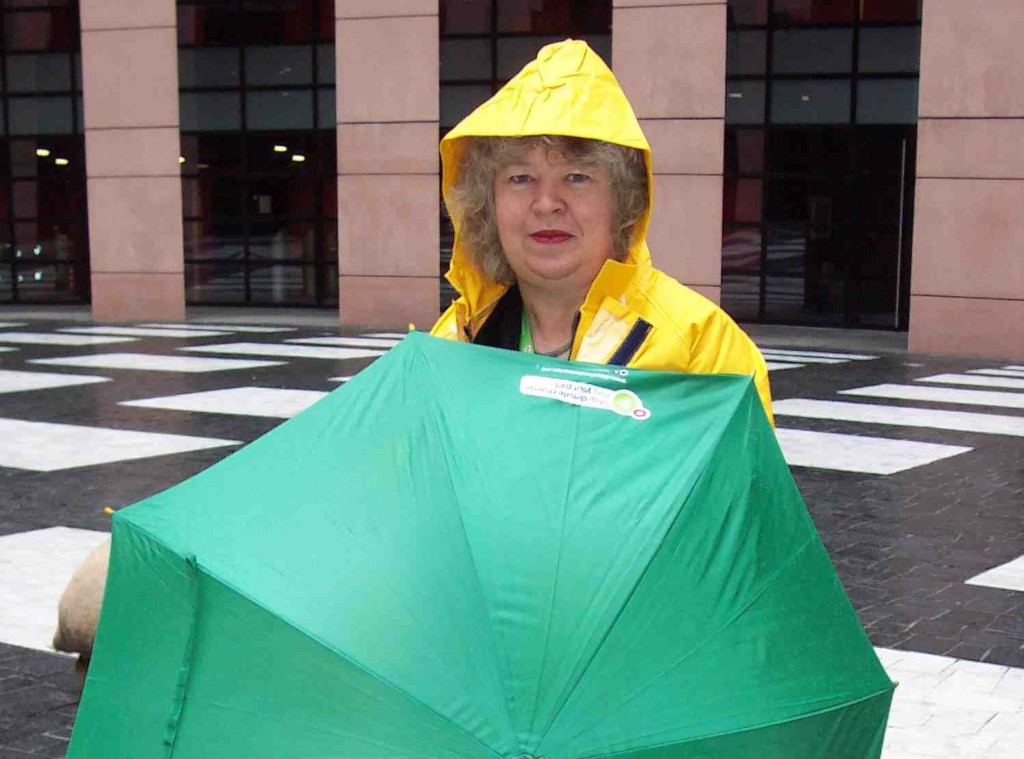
[910,0,1024,359]
[612,0,726,303]
[80,0,185,321]
[336,1,439,329]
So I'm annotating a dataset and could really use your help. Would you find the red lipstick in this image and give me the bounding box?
[530,229,572,244]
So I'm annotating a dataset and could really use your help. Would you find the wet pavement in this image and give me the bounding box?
[0,312,1021,757]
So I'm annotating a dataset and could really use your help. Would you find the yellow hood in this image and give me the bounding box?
[440,39,654,318]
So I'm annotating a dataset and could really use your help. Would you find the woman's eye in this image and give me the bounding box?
[508,174,532,185]
[567,172,590,183]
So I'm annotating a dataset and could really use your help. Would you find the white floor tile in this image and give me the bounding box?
[766,361,806,371]
[0,347,15,352]
[136,323,296,333]
[122,386,327,418]
[287,336,401,349]
[917,373,1024,391]
[0,322,27,328]
[62,326,229,338]
[0,419,238,471]
[363,332,409,339]
[760,352,847,364]
[1004,365,1024,372]
[0,332,137,346]
[182,342,385,361]
[841,384,1024,410]
[0,369,109,394]
[773,399,1024,437]
[970,369,1024,379]
[328,376,354,383]
[775,428,971,475]
[0,527,110,653]
[966,554,1024,593]
[757,348,878,361]
[30,353,283,373]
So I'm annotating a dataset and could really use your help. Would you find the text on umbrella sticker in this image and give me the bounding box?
[519,375,651,420]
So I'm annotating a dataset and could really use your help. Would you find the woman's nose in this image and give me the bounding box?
[531,180,566,214]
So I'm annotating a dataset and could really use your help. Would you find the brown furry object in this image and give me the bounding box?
[53,538,110,657]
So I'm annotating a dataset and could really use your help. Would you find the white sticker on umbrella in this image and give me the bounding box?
[520,375,651,420]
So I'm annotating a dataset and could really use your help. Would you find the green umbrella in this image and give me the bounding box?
[70,332,893,758]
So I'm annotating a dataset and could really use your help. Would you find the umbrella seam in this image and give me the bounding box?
[535,382,756,748]
[574,684,896,759]
[126,521,505,759]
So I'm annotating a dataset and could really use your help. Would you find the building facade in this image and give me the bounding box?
[1,0,1021,359]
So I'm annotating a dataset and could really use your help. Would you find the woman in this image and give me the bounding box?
[431,39,773,423]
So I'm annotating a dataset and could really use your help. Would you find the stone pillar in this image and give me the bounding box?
[80,0,184,321]
[910,0,1024,359]
[612,0,726,303]
[336,1,439,329]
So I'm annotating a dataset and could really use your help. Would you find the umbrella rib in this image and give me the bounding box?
[151,544,505,759]
[575,684,895,759]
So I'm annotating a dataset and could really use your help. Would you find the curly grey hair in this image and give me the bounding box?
[445,135,649,285]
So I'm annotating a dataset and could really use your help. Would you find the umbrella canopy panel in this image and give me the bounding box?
[70,333,892,758]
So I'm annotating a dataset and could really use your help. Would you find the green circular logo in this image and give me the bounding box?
[612,390,640,414]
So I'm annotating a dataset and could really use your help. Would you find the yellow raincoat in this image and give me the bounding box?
[430,39,773,424]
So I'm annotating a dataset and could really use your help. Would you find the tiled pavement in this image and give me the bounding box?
[0,312,1021,757]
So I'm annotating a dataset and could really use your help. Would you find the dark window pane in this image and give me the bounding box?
[177,3,240,46]
[856,129,910,176]
[860,0,920,22]
[859,28,920,74]
[248,263,317,304]
[721,227,762,321]
[178,47,240,88]
[6,53,71,93]
[765,224,807,317]
[242,0,315,44]
[12,262,82,301]
[771,80,850,124]
[723,227,762,272]
[182,176,245,218]
[727,0,768,26]
[244,132,313,171]
[723,178,762,224]
[319,262,337,305]
[316,43,334,83]
[856,79,919,124]
[184,220,246,261]
[725,128,765,174]
[322,179,336,218]
[725,80,765,124]
[316,0,334,41]
[186,262,247,303]
[772,29,852,74]
[322,217,337,255]
[244,45,313,85]
[771,0,853,24]
[857,174,904,226]
[13,219,82,259]
[766,176,851,225]
[726,30,766,76]
[248,219,316,263]
[3,10,75,51]
[769,129,852,176]
[441,0,492,34]
[441,83,492,128]
[316,87,334,129]
[247,177,315,218]
[496,0,610,34]
[12,179,83,218]
[497,35,562,79]
[8,96,74,134]
[441,38,492,82]
[9,135,82,177]
[180,91,243,131]
[246,89,313,130]
[179,133,243,174]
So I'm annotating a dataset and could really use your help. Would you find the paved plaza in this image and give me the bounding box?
[0,311,1021,757]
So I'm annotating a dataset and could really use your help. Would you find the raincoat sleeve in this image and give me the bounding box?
[429,302,461,342]
[688,309,774,427]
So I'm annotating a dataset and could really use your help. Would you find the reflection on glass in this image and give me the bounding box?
[244,45,313,86]
[182,177,244,219]
[441,83,492,128]
[5,53,71,92]
[242,0,316,45]
[183,221,246,261]
[12,179,82,218]
[248,263,318,304]
[726,30,766,75]
[722,227,762,271]
[771,80,850,124]
[11,262,80,300]
[768,129,852,175]
[185,263,247,303]
[723,179,763,224]
[177,4,240,46]
[722,227,762,321]
[316,44,334,83]
[247,177,316,218]
[248,220,316,262]
[178,48,240,88]
[441,0,492,34]
[3,10,75,51]
[724,128,765,175]
[859,28,920,74]
[246,90,313,130]
[316,87,334,130]
[497,36,562,79]
[857,79,919,125]
[727,0,768,26]
[8,96,74,135]
[725,80,765,124]
[860,0,920,22]
[772,29,852,74]
[496,0,610,34]
[180,92,242,132]
[771,0,853,25]
[441,38,492,82]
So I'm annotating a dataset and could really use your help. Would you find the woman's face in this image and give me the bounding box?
[493,145,616,297]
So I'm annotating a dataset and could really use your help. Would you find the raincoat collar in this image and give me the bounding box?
[440,39,655,334]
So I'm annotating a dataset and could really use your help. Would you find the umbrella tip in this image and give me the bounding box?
[408,322,416,332]
[103,505,114,515]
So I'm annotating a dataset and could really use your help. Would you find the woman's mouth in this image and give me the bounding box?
[530,230,573,244]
